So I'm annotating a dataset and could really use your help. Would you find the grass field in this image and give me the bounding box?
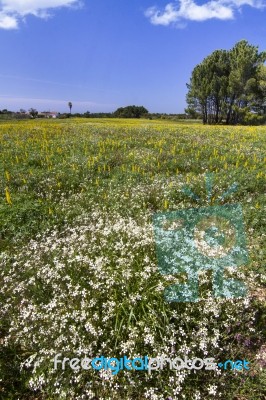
[0,118,265,399]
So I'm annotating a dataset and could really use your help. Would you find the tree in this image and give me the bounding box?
[186,62,212,124]
[186,40,266,125]
[226,40,266,124]
[68,102,72,114]
[113,105,148,118]
[28,108,38,118]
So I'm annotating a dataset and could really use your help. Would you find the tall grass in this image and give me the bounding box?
[0,119,265,399]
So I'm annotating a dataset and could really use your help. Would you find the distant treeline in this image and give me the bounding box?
[59,105,196,120]
[0,110,30,120]
[62,112,196,120]
[0,107,199,121]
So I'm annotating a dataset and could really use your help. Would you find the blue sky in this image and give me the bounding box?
[0,0,265,114]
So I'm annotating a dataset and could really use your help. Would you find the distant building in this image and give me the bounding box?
[38,111,59,118]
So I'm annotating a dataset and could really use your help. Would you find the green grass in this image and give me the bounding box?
[0,119,265,399]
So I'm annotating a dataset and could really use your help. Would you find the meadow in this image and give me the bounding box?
[0,118,265,399]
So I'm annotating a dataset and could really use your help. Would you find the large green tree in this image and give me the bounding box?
[113,105,148,118]
[186,40,266,125]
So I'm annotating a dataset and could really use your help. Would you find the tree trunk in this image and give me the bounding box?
[226,95,235,124]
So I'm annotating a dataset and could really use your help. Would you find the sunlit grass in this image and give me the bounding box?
[0,119,265,399]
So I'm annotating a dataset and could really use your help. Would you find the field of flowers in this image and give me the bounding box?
[0,118,265,399]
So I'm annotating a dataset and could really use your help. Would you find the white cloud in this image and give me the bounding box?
[145,0,265,26]
[0,0,81,29]
[0,11,17,28]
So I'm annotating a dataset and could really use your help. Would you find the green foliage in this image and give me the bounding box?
[242,111,266,125]
[187,40,266,125]
[28,108,38,118]
[114,105,149,118]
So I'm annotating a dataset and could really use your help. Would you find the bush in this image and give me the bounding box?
[114,105,149,118]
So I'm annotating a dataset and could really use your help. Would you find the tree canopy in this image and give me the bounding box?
[186,40,266,125]
[113,105,148,118]
[28,108,38,118]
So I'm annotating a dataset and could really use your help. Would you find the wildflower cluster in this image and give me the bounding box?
[0,119,265,399]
